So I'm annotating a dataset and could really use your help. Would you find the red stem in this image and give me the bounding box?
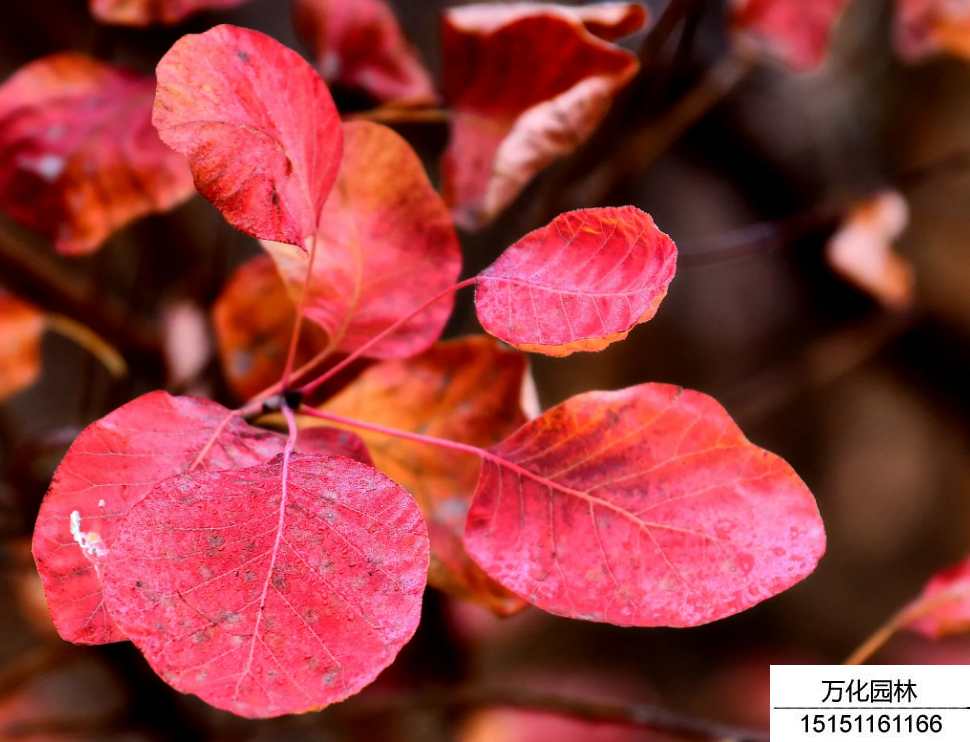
[298,406,486,459]
[298,408,575,508]
[297,278,477,396]
[281,234,319,391]
[297,409,676,530]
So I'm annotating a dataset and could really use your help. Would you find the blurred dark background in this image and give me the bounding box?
[4,0,970,740]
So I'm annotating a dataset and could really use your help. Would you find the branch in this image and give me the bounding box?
[597,51,755,198]
[535,50,754,224]
[0,214,162,380]
[44,313,127,379]
[725,309,917,426]
[844,612,905,666]
[345,107,451,125]
[329,684,770,742]
[638,0,702,67]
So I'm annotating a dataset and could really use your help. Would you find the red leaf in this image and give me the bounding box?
[296,427,373,466]
[31,391,367,645]
[0,292,44,401]
[730,0,851,71]
[0,53,195,255]
[292,0,436,105]
[153,25,343,250]
[902,556,970,639]
[475,207,677,357]
[90,0,253,26]
[263,121,462,358]
[317,336,530,615]
[441,4,645,229]
[896,0,970,62]
[101,453,428,718]
[464,383,825,627]
[212,254,329,400]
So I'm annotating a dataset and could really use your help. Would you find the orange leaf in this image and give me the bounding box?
[475,207,677,357]
[0,53,195,255]
[90,0,253,26]
[263,121,462,358]
[825,190,913,309]
[317,336,530,615]
[212,254,328,401]
[730,0,851,71]
[0,292,43,401]
[293,0,436,106]
[465,383,825,627]
[896,0,970,62]
[441,3,645,229]
[902,556,970,639]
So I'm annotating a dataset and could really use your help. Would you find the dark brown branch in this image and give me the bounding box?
[535,50,755,225]
[639,0,700,66]
[0,214,162,380]
[345,107,451,125]
[329,684,770,742]
[725,310,918,426]
[597,51,755,199]
[0,645,74,700]
[671,145,970,270]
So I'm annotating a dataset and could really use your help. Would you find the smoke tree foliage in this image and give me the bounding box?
[24,0,958,723]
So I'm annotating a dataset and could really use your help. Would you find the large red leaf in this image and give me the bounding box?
[292,0,435,105]
[901,556,970,639]
[31,391,369,645]
[90,0,253,26]
[464,383,825,627]
[896,0,970,62]
[441,4,645,229]
[317,336,529,615]
[153,25,343,250]
[0,292,44,401]
[730,0,851,71]
[212,254,329,401]
[475,207,677,357]
[263,121,462,358]
[102,453,428,718]
[0,53,195,256]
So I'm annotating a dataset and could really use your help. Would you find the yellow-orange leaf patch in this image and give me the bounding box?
[896,0,970,62]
